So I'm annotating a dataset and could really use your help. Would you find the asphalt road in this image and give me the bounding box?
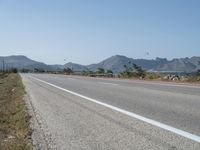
[21,73,200,150]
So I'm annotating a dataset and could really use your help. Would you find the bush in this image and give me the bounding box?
[96,68,105,74]
[63,68,73,74]
[34,68,45,73]
[146,72,161,80]
[196,69,200,76]
[10,68,18,73]
[119,62,146,78]
[20,68,30,73]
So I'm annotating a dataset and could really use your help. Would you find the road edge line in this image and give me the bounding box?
[30,76,200,143]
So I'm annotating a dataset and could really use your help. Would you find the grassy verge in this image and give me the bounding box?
[0,73,31,150]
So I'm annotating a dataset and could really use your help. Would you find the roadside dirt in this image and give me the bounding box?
[24,88,56,150]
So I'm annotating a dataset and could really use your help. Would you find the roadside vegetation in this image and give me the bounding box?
[119,61,146,79]
[14,64,200,83]
[79,68,113,77]
[0,73,31,150]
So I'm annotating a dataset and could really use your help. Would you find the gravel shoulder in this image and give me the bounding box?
[23,80,56,150]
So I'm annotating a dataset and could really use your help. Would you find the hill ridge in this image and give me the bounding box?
[0,55,200,73]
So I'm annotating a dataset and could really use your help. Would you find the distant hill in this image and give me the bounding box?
[64,62,87,71]
[0,55,62,71]
[157,58,197,72]
[87,55,169,73]
[0,55,200,73]
[86,55,200,73]
[87,55,131,73]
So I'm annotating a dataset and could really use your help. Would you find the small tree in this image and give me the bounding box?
[82,70,93,76]
[196,69,200,76]
[20,68,30,73]
[106,70,113,74]
[10,68,18,73]
[34,68,45,73]
[120,62,145,78]
[96,68,105,74]
[63,68,73,75]
[132,63,145,78]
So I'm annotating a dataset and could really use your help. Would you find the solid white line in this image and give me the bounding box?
[30,76,200,143]
[98,82,119,86]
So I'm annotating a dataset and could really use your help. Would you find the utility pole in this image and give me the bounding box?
[2,58,5,73]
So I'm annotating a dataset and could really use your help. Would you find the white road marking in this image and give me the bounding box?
[68,78,77,80]
[30,76,200,143]
[98,82,119,86]
[130,80,200,89]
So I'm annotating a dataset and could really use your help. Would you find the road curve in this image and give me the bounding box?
[21,73,200,150]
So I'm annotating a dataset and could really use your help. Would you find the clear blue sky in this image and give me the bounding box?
[0,0,200,65]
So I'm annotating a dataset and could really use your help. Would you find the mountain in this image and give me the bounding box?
[86,55,167,73]
[157,58,197,72]
[0,55,62,71]
[64,62,87,71]
[1,55,200,73]
[87,55,133,73]
[85,55,200,73]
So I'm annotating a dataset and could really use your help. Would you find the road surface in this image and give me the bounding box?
[21,74,200,150]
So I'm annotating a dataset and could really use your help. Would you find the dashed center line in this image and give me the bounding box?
[97,82,119,86]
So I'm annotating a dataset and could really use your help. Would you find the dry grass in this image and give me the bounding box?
[0,73,32,150]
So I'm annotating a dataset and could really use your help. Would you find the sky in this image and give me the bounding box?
[0,0,200,65]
